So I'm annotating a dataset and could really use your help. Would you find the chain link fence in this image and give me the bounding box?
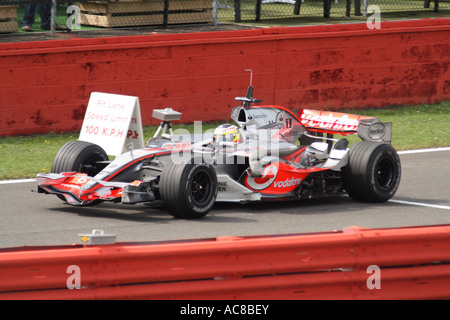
[0,0,449,34]
[218,0,449,22]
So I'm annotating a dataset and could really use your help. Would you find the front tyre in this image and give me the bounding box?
[51,140,108,176]
[159,158,218,219]
[342,141,401,203]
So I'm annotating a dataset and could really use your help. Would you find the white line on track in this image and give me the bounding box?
[0,178,35,185]
[397,146,450,155]
[0,147,449,185]
[389,199,450,211]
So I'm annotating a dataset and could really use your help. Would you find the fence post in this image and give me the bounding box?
[434,0,439,12]
[256,0,264,22]
[324,0,331,17]
[51,0,56,35]
[163,0,169,27]
[355,0,362,15]
[213,0,218,26]
[363,0,368,16]
[294,0,302,15]
[234,0,241,22]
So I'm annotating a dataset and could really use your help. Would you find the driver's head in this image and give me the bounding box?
[213,123,242,144]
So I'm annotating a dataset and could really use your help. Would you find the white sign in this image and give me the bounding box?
[79,92,144,156]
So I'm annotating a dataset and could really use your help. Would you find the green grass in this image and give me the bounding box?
[0,102,449,180]
[340,102,450,150]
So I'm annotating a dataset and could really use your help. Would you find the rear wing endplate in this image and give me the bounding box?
[357,118,392,144]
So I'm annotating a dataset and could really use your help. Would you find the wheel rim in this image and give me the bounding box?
[78,153,105,176]
[190,170,212,205]
[376,157,396,190]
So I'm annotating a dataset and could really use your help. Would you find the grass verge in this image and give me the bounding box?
[0,101,449,180]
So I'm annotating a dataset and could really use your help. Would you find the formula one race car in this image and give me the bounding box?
[37,84,401,219]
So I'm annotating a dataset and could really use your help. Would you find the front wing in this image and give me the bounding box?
[37,172,128,206]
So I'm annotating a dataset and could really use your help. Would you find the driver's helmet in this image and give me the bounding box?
[213,123,243,144]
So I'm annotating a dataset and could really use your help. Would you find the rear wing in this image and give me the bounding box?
[298,109,392,143]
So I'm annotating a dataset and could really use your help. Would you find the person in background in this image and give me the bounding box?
[21,2,66,31]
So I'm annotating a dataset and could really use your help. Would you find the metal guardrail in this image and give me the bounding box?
[1,225,449,299]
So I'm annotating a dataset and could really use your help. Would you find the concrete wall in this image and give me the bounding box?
[1,18,449,136]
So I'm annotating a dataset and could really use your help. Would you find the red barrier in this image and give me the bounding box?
[0,19,449,136]
[0,225,449,299]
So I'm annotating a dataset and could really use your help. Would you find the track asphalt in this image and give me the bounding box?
[0,148,449,248]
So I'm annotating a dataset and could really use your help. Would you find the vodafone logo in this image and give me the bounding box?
[273,177,302,188]
[300,111,360,131]
[246,164,278,190]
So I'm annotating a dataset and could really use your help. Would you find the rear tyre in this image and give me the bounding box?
[51,140,108,176]
[159,157,218,219]
[342,141,401,203]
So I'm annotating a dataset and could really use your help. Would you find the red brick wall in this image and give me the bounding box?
[1,18,449,136]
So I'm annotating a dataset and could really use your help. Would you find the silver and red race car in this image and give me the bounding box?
[37,85,401,219]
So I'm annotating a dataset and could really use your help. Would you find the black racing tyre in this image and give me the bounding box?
[51,140,109,177]
[159,157,218,219]
[342,141,401,203]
